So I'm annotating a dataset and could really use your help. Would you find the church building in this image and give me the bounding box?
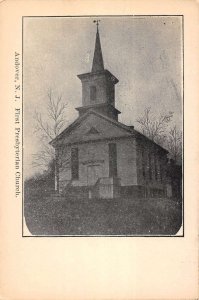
[50,24,169,199]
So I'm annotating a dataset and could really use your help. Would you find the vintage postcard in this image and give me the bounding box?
[0,0,198,299]
[24,15,183,237]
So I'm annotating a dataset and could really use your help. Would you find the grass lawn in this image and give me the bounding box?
[24,187,182,236]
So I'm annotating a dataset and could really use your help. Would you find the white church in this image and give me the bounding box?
[50,23,168,199]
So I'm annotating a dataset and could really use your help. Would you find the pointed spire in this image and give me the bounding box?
[92,20,104,72]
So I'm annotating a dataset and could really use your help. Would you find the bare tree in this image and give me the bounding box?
[136,107,182,163]
[136,107,173,145]
[167,126,182,163]
[33,89,69,192]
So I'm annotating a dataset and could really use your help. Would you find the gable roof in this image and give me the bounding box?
[50,109,168,153]
[50,109,134,147]
[129,127,168,153]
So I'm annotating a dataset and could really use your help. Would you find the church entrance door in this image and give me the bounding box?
[87,164,102,186]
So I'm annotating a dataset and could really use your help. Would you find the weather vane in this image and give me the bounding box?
[93,19,100,29]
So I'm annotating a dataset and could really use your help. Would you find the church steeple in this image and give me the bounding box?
[91,22,104,72]
[76,21,121,121]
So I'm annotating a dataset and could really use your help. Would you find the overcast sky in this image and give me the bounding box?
[24,16,183,178]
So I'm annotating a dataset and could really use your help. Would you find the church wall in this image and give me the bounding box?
[78,141,109,186]
[82,75,107,106]
[106,79,115,105]
[58,137,138,191]
[57,132,168,197]
[135,138,168,195]
[117,138,137,186]
[58,145,71,189]
[59,141,109,190]
[96,105,118,121]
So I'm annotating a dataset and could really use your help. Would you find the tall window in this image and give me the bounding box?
[109,143,117,177]
[154,154,158,181]
[90,86,96,101]
[141,150,146,179]
[157,160,161,182]
[71,147,79,180]
[160,160,163,182]
[148,153,152,180]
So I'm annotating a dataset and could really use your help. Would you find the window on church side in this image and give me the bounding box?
[141,150,146,179]
[148,153,152,180]
[157,159,161,182]
[109,143,117,177]
[160,160,163,183]
[71,147,79,180]
[154,154,158,181]
[90,86,97,101]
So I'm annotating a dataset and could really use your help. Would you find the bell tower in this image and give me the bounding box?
[76,21,121,121]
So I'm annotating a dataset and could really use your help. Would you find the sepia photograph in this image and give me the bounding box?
[2,0,199,297]
[23,16,183,236]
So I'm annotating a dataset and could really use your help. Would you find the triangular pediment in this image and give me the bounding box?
[86,127,100,135]
[51,110,134,146]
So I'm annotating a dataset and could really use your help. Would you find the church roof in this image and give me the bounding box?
[50,109,133,147]
[50,109,168,153]
[77,23,119,84]
[92,26,104,72]
[132,128,169,153]
[77,69,119,84]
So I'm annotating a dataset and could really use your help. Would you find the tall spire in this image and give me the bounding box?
[92,20,104,72]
